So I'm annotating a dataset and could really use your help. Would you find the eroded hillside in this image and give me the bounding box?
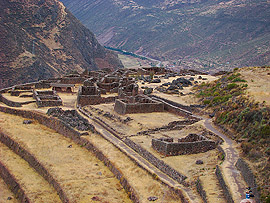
[0,0,123,89]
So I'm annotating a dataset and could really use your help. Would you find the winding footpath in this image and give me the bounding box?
[204,118,246,202]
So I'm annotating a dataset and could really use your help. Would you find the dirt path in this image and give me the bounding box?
[0,112,132,203]
[204,119,247,202]
[0,142,61,203]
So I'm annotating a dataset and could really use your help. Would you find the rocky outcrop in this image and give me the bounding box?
[0,0,123,89]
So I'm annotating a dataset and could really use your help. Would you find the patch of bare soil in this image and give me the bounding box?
[0,177,18,203]
[239,67,270,106]
[0,112,132,203]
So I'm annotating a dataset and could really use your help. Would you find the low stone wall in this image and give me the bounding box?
[0,162,30,202]
[150,95,192,111]
[150,95,200,119]
[33,90,62,108]
[215,165,234,203]
[152,136,217,156]
[236,158,260,203]
[78,95,116,106]
[0,106,140,203]
[123,138,187,185]
[196,178,207,203]
[114,99,164,115]
[0,94,22,107]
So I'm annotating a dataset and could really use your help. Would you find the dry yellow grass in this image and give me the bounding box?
[239,67,270,106]
[84,133,182,203]
[0,177,18,203]
[0,112,131,203]
[0,142,61,203]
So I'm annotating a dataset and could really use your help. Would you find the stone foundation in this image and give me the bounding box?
[114,96,164,115]
[33,90,62,108]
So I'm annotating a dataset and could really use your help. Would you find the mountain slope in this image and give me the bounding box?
[61,0,270,71]
[0,0,123,89]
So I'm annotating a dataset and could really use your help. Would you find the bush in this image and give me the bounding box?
[226,83,238,90]
[232,78,247,82]
[203,100,211,105]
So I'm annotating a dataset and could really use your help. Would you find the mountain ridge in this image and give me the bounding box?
[61,0,270,71]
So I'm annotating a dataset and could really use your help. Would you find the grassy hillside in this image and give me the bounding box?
[196,66,270,202]
[61,0,270,71]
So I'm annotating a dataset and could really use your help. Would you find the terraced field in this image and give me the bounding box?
[0,112,132,203]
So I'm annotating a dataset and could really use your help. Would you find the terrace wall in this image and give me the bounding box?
[215,165,234,203]
[236,158,260,203]
[123,138,187,185]
[0,106,140,203]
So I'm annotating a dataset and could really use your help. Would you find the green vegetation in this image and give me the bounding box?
[196,70,270,201]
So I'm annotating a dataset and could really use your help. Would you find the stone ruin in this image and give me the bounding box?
[152,134,217,156]
[114,95,164,115]
[33,90,62,108]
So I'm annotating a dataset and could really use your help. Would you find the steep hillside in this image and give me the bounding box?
[61,0,270,71]
[0,0,123,89]
[196,66,270,201]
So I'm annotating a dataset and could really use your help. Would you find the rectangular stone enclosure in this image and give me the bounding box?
[152,134,217,156]
[114,96,164,114]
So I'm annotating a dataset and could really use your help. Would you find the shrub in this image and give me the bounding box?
[232,78,247,82]
[226,83,238,90]
[203,100,211,105]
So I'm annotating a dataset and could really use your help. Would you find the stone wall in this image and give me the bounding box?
[0,94,22,107]
[196,178,207,203]
[150,95,200,119]
[215,165,234,203]
[123,138,187,185]
[33,90,62,108]
[0,106,140,203]
[152,135,217,156]
[236,158,260,203]
[114,98,164,115]
[0,162,30,202]
[77,86,116,106]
